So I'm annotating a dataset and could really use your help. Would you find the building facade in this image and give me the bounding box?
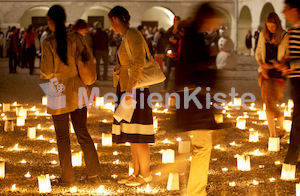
[0,0,287,53]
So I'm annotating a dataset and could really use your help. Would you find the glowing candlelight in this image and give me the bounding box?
[96,97,104,107]
[284,108,292,117]
[162,138,172,144]
[176,137,182,142]
[113,151,118,156]
[102,133,112,146]
[258,110,267,120]
[275,161,281,165]
[233,97,241,106]
[214,114,223,124]
[11,184,16,191]
[288,99,294,108]
[96,185,105,194]
[162,149,175,163]
[252,180,259,185]
[155,172,162,176]
[162,109,168,113]
[37,135,44,140]
[28,127,36,139]
[49,125,54,130]
[38,174,52,193]
[37,124,41,129]
[229,141,237,146]
[222,168,228,172]
[250,149,264,156]
[259,165,265,168]
[167,172,179,190]
[24,171,31,178]
[284,120,292,132]
[0,162,5,179]
[153,117,158,129]
[237,155,251,171]
[113,159,120,165]
[16,117,25,126]
[3,103,10,112]
[72,152,82,167]
[214,144,221,149]
[236,117,246,129]
[111,174,118,179]
[20,159,27,164]
[51,160,58,165]
[30,106,36,111]
[48,148,58,154]
[49,139,56,143]
[104,102,114,112]
[102,119,108,123]
[129,162,134,176]
[281,163,296,180]
[268,137,280,152]
[229,181,236,187]
[296,184,300,196]
[125,142,130,146]
[18,109,27,118]
[269,177,276,182]
[12,101,17,106]
[49,175,56,180]
[222,110,226,114]
[2,116,7,120]
[70,186,77,194]
[178,141,191,154]
[42,96,47,105]
[12,144,19,150]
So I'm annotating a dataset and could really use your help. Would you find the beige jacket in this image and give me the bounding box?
[255,31,289,72]
[40,28,91,115]
[116,28,146,93]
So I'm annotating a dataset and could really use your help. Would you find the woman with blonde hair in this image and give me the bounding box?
[256,12,289,138]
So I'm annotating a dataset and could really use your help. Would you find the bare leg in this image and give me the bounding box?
[131,143,150,183]
[277,116,284,131]
[125,144,140,181]
[266,110,276,137]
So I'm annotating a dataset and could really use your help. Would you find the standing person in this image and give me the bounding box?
[255,12,289,138]
[7,26,18,73]
[162,16,181,93]
[245,30,252,55]
[175,3,224,196]
[154,30,166,70]
[22,25,37,74]
[108,6,154,186]
[73,19,93,54]
[0,31,4,58]
[278,0,300,174]
[40,5,101,186]
[254,25,261,52]
[93,22,109,81]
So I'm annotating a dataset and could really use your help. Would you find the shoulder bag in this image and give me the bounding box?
[124,36,166,88]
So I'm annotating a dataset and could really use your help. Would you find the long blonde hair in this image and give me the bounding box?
[263,12,285,45]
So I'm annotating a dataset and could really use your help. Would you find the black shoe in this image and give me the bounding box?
[51,178,74,187]
[79,175,101,184]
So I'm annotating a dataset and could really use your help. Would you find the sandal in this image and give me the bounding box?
[117,174,137,184]
[125,174,152,187]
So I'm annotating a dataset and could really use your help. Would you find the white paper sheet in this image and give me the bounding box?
[113,98,137,122]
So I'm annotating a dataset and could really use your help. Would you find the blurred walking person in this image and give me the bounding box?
[22,25,37,74]
[175,3,224,196]
[255,12,288,138]
[245,30,252,55]
[40,5,101,186]
[7,26,18,73]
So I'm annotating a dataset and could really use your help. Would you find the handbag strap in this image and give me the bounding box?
[124,33,154,64]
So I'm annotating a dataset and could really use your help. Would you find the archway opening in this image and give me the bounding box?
[20,6,49,28]
[81,6,110,29]
[238,6,252,54]
[259,2,275,28]
[141,6,174,31]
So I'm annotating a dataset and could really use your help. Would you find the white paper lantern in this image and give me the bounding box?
[96,97,105,107]
[281,163,296,180]
[0,162,5,179]
[162,149,175,163]
[16,117,25,126]
[129,162,134,176]
[296,183,300,196]
[168,97,176,107]
[284,120,292,132]
[72,152,82,167]
[249,130,259,142]
[268,137,280,152]
[233,97,241,106]
[18,109,27,119]
[2,103,10,112]
[237,155,250,171]
[284,108,292,117]
[42,96,47,105]
[236,118,246,130]
[288,99,294,108]
[153,117,158,129]
[258,110,267,120]
[167,173,179,190]
[4,120,14,132]
[38,174,52,193]
[27,127,36,139]
[102,133,112,146]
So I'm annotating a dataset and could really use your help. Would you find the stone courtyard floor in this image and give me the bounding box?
[0,56,298,195]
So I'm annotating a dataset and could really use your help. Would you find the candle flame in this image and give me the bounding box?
[113,151,118,155]
[30,106,36,111]
[70,186,77,193]
[252,180,259,185]
[12,102,17,106]
[11,184,16,191]
[24,171,31,178]
[20,159,27,164]
[269,177,276,182]
[155,172,162,176]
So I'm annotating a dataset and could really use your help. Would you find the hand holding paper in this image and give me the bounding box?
[113,98,137,123]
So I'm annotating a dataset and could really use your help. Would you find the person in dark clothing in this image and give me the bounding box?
[154,30,166,70]
[162,16,181,92]
[92,22,109,80]
[253,25,261,52]
[137,25,154,57]
[245,30,252,55]
[175,3,223,195]
[22,25,37,75]
[8,26,18,73]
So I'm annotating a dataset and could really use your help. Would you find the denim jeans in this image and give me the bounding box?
[284,78,300,165]
[52,107,101,182]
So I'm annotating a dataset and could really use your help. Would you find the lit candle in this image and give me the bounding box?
[51,160,58,165]
[233,97,241,106]
[283,120,292,132]
[24,171,31,178]
[288,99,294,108]
[222,168,228,172]
[229,181,236,187]
[0,162,5,179]
[162,149,175,163]
[16,117,25,126]
[269,177,276,182]
[153,117,158,129]
[249,129,259,142]
[96,97,104,107]
[284,108,292,117]
[18,109,27,119]
[27,127,36,139]
[258,110,267,120]
[20,159,27,164]
[11,184,16,191]
[296,183,300,196]
[129,162,134,176]
[252,180,259,185]
[70,186,77,194]
[113,151,118,156]
[102,133,112,146]
[38,174,52,193]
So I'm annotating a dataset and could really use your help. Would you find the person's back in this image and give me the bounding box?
[93,28,108,51]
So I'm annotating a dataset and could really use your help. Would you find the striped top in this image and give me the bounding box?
[288,21,300,78]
